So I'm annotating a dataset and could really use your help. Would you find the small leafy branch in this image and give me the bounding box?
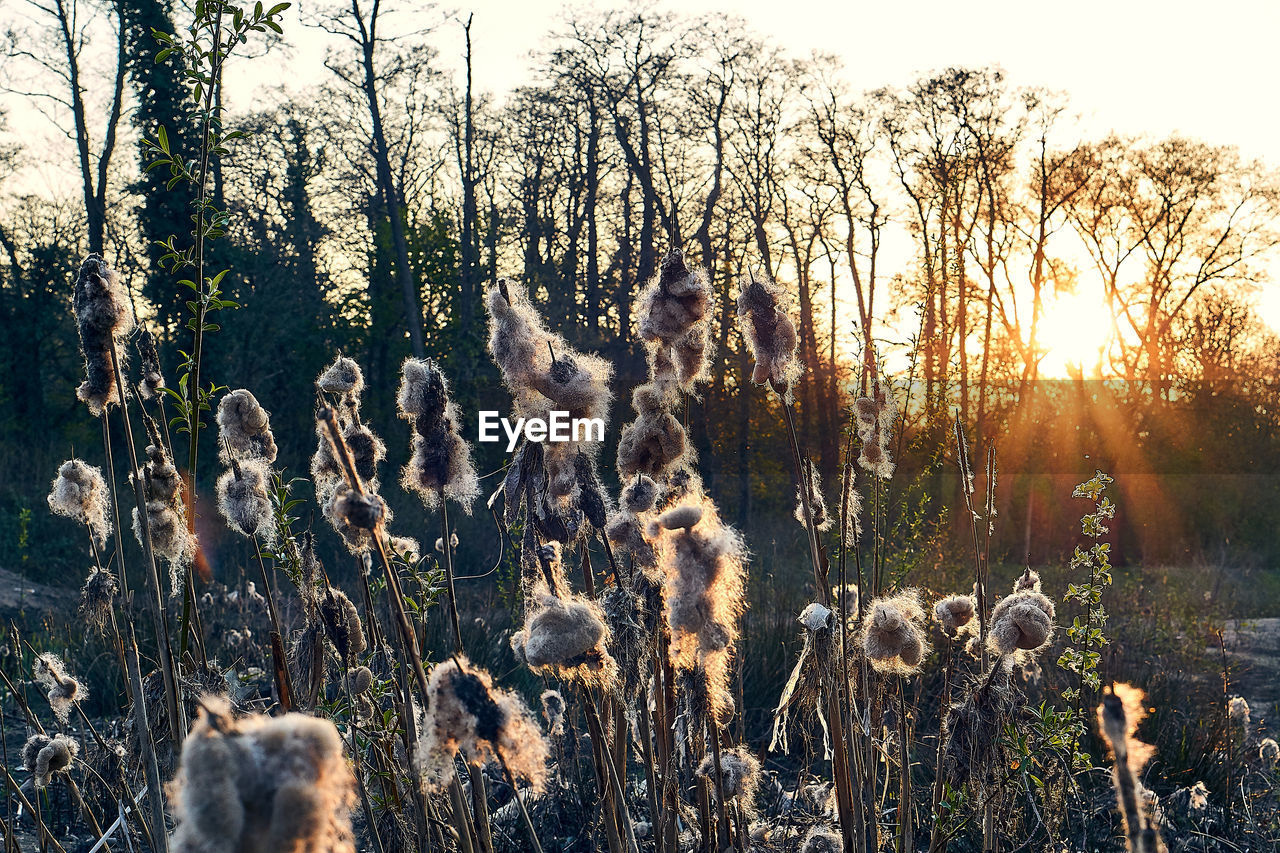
[1058,469,1116,761]
[143,0,290,458]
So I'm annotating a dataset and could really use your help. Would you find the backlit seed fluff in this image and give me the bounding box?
[541,690,566,735]
[319,587,367,663]
[34,653,86,725]
[397,358,480,512]
[854,379,898,480]
[616,384,687,480]
[133,442,196,593]
[136,328,166,400]
[622,475,659,513]
[934,595,977,634]
[1013,567,1042,593]
[800,827,841,853]
[168,697,357,853]
[794,457,830,531]
[736,271,800,394]
[636,250,714,389]
[695,747,761,804]
[348,666,373,695]
[1260,738,1279,768]
[217,389,278,464]
[217,460,275,543]
[1228,696,1250,728]
[332,484,386,532]
[22,733,79,789]
[317,355,365,398]
[48,458,112,547]
[987,590,1056,655]
[515,594,616,686]
[80,567,118,631]
[417,658,549,794]
[73,254,134,414]
[861,591,930,674]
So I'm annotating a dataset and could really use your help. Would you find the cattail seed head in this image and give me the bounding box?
[168,697,357,853]
[794,457,830,531]
[636,250,715,389]
[540,689,566,735]
[800,827,841,853]
[319,587,366,664]
[622,474,658,513]
[136,328,165,400]
[73,254,134,414]
[736,270,800,395]
[217,459,275,543]
[696,747,761,805]
[861,590,930,673]
[133,441,196,593]
[79,567,118,631]
[1013,567,1042,593]
[34,653,86,724]
[515,593,617,688]
[987,590,1055,655]
[23,733,79,788]
[1259,738,1279,768]
[348,666,373,695]
[317,355,364,398]
[418,658,549,794]
[854,379,898,480]
[1228,695,1250,728]
[216,389,278,464]
[934,594,977,635]
[48,458,112,547]
[616,384,687,480]
[397,358,480,512]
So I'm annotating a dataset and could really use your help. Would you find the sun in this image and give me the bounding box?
[1037,288,1113,378]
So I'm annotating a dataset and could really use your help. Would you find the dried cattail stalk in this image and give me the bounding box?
[73,254,134,414]
[1259,738,1279,768]
[736,270,800,395]
[217,458,275,544]
[168,697,357,853]
[216,389,278,464]
[655,499,747,725]
[290,624,326,709]
[540,690,566,736]
[1228,695,1250,729]
[22,733,79,788]
[1099,684,1165,852]
[417,658,549,794]
[617,384,687,481]
[133,441,196,595]
[397,357,480,511]
[636,250,714,390]
[33,652,86,725]
[48,458,112,548]
[862,590,930,674]
[347,666,373,696]
[316,355,364,398]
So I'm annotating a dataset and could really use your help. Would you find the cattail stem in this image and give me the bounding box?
[107,341,185,745]
[581,690,640,853]
[3,767,66,853]
[897,677,914,853]
[439,492,465,655]
[252,537,295,711]
[636,687,664,851]
[707,720,733,850]
[929,637,955,853]
[498,753,546,853]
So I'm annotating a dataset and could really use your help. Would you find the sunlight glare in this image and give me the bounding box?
[1038,289,1112,378]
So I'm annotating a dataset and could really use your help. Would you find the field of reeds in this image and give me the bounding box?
[2,241,1276,853]
[3,3,1280,852]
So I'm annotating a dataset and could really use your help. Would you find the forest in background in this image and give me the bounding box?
[2,0,1279,590]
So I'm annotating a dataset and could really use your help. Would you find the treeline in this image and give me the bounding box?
[2,2,1280,581]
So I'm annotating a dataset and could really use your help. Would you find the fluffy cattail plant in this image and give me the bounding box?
[800,826,842,853]
[136,328,166,400]
[33,653,86,725]
[794,457,831,531]
[861,590,930,674]
[79,566,119,632]
[485,278,612,501]
[636,249,715,390]
[397,357,480,510]
[47,458,112,548]
[216,389,278,464]
[771,602,838,755]
[987,572,1056,657]
[512,592,618,688]
[934,594,977,636]
[854,378,898,480]
[22,733,80,789]
[133,438,196,595]
[736,270,800,396]
[654,500,747,725]
[417,657,549,794]
[167,697,358,853]
[696,747,760,807]
[1099,683,1166,852]
[72,253,134,414]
